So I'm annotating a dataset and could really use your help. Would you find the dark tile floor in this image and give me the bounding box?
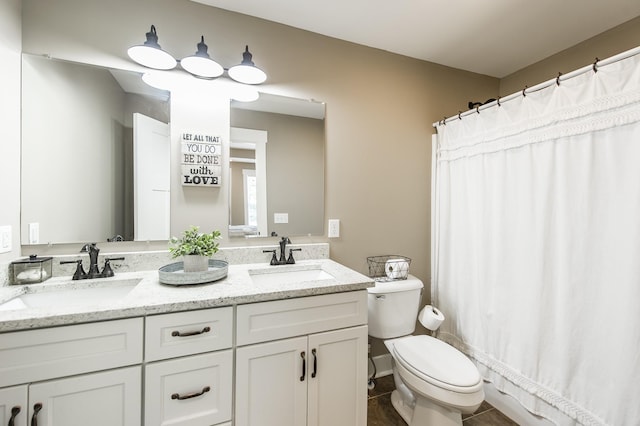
[368,375,518,426]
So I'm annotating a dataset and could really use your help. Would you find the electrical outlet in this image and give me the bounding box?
[274,213,289,224]
[328,219,340,238]
[0,226,11,254]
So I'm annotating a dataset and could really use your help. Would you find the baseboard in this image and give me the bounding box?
[370,353,393,378]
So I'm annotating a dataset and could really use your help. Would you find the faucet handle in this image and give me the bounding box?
[287,248,302,264]
[101,257,125,278]
[60,259,87,280]
[263,250,278,265]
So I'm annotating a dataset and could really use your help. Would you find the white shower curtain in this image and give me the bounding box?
[432,47,640,426]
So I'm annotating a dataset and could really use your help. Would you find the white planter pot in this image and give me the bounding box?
[182,255,209,273]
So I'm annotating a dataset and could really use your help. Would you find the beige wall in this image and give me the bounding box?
[501,16,640,95]
[0,0,21,265]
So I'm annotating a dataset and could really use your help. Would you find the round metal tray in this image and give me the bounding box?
[158,259,229,286]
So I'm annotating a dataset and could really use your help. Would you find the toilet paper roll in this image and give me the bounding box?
[418,305,445,331]
[385,258,409,279]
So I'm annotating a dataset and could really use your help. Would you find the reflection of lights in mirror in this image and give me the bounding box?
[142,71,259,102]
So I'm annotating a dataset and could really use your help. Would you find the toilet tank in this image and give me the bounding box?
[367,275,424,339]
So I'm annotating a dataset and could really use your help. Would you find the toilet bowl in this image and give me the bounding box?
[367,275,484,426]
[385,336,484,425]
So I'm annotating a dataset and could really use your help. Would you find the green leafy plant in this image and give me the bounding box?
[169,226,221,259]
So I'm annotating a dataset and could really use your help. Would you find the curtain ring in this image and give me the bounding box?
[593,57,599,73]
[556,72,562,86]
[458,111,462,120]
[476,106,480,114]
[442,116,447,125]
[522,85,528,97]
[497,96,501,107]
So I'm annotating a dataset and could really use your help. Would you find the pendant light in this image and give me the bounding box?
[228,45,267,85]
[180,36,224,78]
[127,25,177,70]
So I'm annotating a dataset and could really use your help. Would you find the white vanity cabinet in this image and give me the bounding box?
[143,307,233,426]
[235,291,368,426]
[0,318,143,426]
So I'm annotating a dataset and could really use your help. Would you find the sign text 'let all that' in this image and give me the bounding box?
[181,132,222,187]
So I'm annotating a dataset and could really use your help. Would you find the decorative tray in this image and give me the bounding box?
[158,259,229,286]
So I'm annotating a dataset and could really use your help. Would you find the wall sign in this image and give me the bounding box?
[181,132,222,187]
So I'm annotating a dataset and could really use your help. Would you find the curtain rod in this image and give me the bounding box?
[433,45,640,128]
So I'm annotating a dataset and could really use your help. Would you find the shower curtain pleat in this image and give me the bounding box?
[433,48,640,426]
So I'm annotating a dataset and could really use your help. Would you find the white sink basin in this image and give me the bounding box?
[0,278,141,311]
[249,266,335,286]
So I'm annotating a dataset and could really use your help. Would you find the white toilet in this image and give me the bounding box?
[367,275,484,426]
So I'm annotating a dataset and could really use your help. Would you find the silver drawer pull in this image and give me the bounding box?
[171,326,211,337]
[171,386,211,400]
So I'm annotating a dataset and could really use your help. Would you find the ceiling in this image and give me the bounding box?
[192,0,640,78]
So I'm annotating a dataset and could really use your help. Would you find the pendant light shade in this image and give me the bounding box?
[180,36,224,78]
[228,45,267,85]
[127,25,177,70]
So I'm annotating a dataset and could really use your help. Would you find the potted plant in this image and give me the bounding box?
[169,226,221,273]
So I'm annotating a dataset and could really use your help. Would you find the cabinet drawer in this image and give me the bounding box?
[0,318,143,387]
[236,291,367,346]
[144,350,233,426]
[145,307,233,361]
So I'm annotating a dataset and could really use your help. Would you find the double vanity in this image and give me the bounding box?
[0,254,372,426]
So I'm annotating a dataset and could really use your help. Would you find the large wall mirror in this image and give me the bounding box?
[20,54,325,245]
[229,94,325,238]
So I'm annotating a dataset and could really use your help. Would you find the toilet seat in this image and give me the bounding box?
[393,335,481,393]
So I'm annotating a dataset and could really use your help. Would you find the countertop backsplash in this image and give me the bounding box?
[1,243,329,287]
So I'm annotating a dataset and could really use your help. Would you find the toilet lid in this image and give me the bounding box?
[393,335,481,389]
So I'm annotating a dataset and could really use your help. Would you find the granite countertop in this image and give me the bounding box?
[0,259,374,333]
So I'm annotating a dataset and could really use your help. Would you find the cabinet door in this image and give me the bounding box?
[144,350,233,426]
[235,337,307,426]
[307,326,368,426]
[0,385,27,426]
[28,366,141,426]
